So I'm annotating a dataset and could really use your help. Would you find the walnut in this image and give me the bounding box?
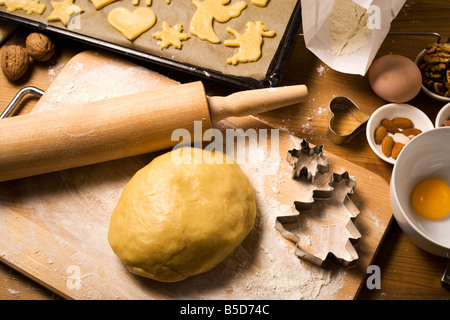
[25,32,55,62]
[1,45,29,81]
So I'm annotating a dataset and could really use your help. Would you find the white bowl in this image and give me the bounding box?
[390,127,450,257]
[415,49,450,102]
[366,103,434,164]
[436,102,450,128]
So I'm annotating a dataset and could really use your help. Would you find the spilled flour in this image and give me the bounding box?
[225,140,346,299]
[38,58,174,112]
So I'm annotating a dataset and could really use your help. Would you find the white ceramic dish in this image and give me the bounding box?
[366,103,434,164]
[415,49,450,102]
[390,128,450,257]
[436,102,450,128]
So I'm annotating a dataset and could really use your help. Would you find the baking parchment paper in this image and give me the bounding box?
[0,0,298,81]
[301,0,406,75]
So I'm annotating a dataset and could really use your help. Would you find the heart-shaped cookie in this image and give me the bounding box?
[107,7,156,41]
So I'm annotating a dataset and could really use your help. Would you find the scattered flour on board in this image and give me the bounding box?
[38,62,171,112]
[7,288,20,295]
[317,65,326,76]
[48,59,66,82]
[226,141,346,299]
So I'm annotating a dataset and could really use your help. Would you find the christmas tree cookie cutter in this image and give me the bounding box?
[276,140,362,268]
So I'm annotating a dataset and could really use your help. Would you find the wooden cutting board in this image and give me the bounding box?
[0,51,392,300]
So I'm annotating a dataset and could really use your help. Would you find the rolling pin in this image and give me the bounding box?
[0,81,307,182]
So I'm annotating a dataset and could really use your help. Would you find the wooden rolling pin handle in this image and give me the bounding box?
[207,84,308,122]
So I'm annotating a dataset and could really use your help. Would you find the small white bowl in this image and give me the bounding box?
[436,102,450,128]
[390,127,450,257]
[415,49,450,102]
[366,103,434,164]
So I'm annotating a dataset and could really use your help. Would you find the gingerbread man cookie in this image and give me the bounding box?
[190,0,247,44]
[224,21,275,65]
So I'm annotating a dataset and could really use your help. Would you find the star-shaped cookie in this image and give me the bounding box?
[153,22,191,49]
[47,0,84,26]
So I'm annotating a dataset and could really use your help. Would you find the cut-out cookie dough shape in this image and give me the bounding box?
[153,22,190,49]
[132,0,170,5]
[89,0,117,10]
[249,0,269,6]
[47,0,83,26]
[190,0,247,44]
[108,7,156,41]
[0,0,46,14]
[224,21,275,65]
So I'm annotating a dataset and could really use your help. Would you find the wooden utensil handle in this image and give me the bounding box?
[207,84,308,122]
[0,81,211,182]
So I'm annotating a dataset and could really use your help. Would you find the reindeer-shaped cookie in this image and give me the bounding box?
[224,21,275,65]
[190,0,247,44]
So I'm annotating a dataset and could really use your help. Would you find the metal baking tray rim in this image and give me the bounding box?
[0,2,302,89]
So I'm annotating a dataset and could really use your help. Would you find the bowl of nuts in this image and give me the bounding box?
[415,43,450,102]
[366,103,435,164]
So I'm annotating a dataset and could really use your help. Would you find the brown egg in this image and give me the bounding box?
[368,55,422,103]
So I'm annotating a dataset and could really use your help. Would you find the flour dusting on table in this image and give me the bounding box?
[227,137,345,299]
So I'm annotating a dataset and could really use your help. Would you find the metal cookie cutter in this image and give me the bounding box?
[327,96,370,145]
[1,87,44,119]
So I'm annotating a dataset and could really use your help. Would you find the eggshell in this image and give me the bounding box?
[368,55,422,103]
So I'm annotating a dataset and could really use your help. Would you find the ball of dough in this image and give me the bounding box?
[108,147,256,282]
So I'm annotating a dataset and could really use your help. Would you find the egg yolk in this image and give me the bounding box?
[410,178,450,220]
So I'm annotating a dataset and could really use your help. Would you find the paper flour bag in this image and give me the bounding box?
[301,0,406,75]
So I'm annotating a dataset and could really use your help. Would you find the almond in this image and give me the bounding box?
[392,117,414,129]
[381,119,400,134]
[374,126,387,144]
[391,142,404,160]
[401,128,422,137]
[381,135,394,157]
[444,120,450,127]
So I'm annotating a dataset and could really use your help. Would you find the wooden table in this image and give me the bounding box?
[0,0,449,300]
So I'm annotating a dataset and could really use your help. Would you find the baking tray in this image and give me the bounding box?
[0,1,302,88]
